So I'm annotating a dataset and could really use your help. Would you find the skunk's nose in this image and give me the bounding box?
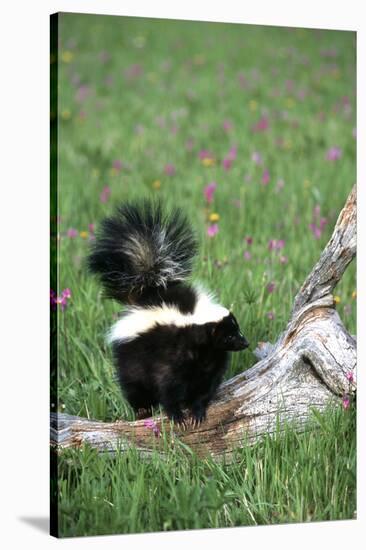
[238,335,249,350]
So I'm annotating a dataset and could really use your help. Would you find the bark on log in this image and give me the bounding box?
[51,186,356,459]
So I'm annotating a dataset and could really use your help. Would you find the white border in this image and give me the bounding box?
[1,1,364,549]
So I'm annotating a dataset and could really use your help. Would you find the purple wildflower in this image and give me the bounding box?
[67,228,78,238]
[124,64,143,80]
[204,182,217,204]
[267,282,276,293]
[245,236,253,246]
[346,371,354,383]
[268,239,285,252]
[112,159,123,172]
[207,224,219,237]
[251,151,263,165]
[51,288,72,311]
[75,85,90,103]
[243,250,252,260]
[326,147,342,161]
[144,418,160,437]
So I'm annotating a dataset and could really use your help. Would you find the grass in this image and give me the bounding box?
[52,13,356,537]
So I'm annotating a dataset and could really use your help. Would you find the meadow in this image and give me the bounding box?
[52,13,356,537]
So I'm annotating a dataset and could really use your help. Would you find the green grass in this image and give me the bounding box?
[53,13,356,537]
[57,406,356,537]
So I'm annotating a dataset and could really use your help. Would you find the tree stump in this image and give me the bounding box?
[50,186,356,459]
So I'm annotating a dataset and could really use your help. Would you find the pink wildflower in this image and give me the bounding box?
[267,311,275,320]
[144,418,160,437]
[50,288,72,311]
[124,64,143,80]
[204,182,217,204]
[227,146,237,160]
[199,149,214,160]
[112,159,123,171]
[223,119,233,132]
[252,116,269,133]
[62,288,71,299]
[88,223,95,234]
[243,251,252,260]
[67,228,78,238]
[268,239,285,252]
[245,236,253,246]
[164,164,176,176]
[326,147,342,161]
[100,186,111,203]
[222,158,233,171]
[207,224,219,237]
[251,151,263,165]
[75,85,91,103]
[279,255,288,264]
[346,371,354,383]
[342,396,350,410]
[261,169,270,185]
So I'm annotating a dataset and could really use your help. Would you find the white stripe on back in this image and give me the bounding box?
[107,287,229,343]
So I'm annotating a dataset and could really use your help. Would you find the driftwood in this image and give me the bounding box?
[51,186,356,459]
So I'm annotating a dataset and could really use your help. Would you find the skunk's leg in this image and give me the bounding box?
[122,383,154,420]
[135,407,153,420]
[188,399,209,428]
[160,389,186,428]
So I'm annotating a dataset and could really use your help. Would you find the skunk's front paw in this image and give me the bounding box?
[136,407,152,420]
[189,406,207,429]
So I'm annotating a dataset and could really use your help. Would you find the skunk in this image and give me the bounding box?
[88,200,249,427]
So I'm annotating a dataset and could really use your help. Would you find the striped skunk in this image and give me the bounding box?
[88,200,249,427]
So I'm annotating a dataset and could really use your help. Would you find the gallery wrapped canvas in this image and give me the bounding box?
[50,12,356,538]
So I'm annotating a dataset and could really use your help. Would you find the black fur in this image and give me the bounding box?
[88,199,249,425]
[112,313,249,424]
[88,200,197,306]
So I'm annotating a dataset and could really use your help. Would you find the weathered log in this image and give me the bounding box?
[51,186,356,459]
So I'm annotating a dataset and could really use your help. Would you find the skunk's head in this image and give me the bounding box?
[211,313,249,351]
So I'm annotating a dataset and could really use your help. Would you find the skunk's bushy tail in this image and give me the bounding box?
[88,200,198,304]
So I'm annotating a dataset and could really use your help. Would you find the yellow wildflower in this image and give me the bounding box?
[209,212,220,222]
[202,157,215,167]
[152,180,161,190]
[80,231,89,239]
[352,291,357,299]
[334,295,341,304]
[61,51,74,63]
[249,100,258,112]
[284,139,292,150]
[61,109,71,120]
